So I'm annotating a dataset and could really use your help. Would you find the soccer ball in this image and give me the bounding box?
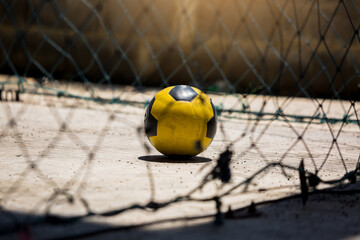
[144,85,217,156]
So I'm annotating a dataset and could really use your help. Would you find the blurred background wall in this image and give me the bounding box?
[0,0,359,98]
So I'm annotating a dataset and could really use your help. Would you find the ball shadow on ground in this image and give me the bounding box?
[138,155,211,163]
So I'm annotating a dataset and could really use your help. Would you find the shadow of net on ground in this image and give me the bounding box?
[1,182,359,240]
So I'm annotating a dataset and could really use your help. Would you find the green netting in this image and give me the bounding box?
[0,0,359,239]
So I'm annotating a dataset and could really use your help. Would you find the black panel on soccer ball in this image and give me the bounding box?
[169,85,198,102]
[206,101,217,139]
[144,98,157,137]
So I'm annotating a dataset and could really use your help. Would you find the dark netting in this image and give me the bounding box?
[0,0,359,239]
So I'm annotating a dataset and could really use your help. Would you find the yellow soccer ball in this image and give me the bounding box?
[144,85,217,156]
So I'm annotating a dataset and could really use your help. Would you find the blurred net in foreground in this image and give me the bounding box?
[0,0,359,239]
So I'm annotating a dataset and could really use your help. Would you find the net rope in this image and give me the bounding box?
[0,0,359,238]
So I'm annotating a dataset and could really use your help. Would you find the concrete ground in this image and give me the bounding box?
[0,81,359,239]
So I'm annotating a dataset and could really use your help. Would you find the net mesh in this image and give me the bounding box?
[0,0,359,238]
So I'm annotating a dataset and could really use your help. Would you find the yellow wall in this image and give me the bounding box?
[0,0,358,97]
